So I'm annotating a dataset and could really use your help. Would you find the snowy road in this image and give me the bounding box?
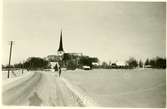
[2,71,97,106]
[2,69,165,107]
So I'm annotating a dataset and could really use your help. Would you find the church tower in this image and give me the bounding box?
[57,30,64,56]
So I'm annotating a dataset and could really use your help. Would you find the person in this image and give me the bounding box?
[58,66,61,77]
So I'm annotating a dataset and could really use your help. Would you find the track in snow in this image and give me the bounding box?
[2,71,97,106]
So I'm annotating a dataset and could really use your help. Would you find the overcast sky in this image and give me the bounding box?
[2,1,166,65]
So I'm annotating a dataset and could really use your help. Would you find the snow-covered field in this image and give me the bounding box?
[62,69,166,108]
[2,69,166,107]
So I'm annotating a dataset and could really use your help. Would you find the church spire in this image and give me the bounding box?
[58,30,64,52]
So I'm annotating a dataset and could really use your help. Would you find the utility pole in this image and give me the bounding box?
[7,41,14,78]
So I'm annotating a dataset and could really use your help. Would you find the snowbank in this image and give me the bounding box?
[3,72,41,105]
[61,77,98,106]
[3,71,35,92]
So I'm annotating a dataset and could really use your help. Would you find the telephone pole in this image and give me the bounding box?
[7,41,14,78]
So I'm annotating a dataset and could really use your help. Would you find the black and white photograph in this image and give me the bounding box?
[1,0,166,108]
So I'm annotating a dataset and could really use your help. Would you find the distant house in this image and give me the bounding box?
[144,65,152,68]
[82,66,91,70]
[49,62,59,72]
[116,61,126,67]
[110,61,127,69]
[92,62,99,66]
[50,62,58,69]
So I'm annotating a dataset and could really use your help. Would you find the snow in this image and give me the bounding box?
[2,70,34,89]
[61,77,98,106]
[2,70,29,80]
[2,71,98,106]
[62,69,166,108]
[2,69,166,107]
[2,71,41,105]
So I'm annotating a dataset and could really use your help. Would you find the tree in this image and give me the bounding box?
[144,57,166,69]
[149,59,156,67]
[63,53,71,62]
[90,57,99,63]
[62,53,78,69]
[101,61,108,68]
[139,60,143,68]
[14,63,23,68]
[126,57,138,68]
[153,57,166,68]
[63,54,99,69]
[79,56,92,68]
[145,58,150,65]
[66,59,77,70]
[23,57,49,70]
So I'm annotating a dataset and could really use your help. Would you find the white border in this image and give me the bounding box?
[0,0,166,109]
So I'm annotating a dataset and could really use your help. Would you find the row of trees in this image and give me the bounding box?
[100,57,166,69]
[145,57,166,69]
[3,57,50,70]
[126,57,166,69]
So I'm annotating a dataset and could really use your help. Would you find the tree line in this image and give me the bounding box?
[3,57,50,70]
[2,56,165,70]
[2,54,99,70]
[144,57,166,69]
[100,57,166,69]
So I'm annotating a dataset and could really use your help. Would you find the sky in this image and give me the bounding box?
[2,1,166,65]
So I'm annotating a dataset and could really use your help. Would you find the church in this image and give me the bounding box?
[45,30,82,70]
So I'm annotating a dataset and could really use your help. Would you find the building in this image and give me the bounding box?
[46,30,94,70]
[116,61,126,66]
[46,30,65,62]
[45,55,60,62]
[45,30,82,68]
